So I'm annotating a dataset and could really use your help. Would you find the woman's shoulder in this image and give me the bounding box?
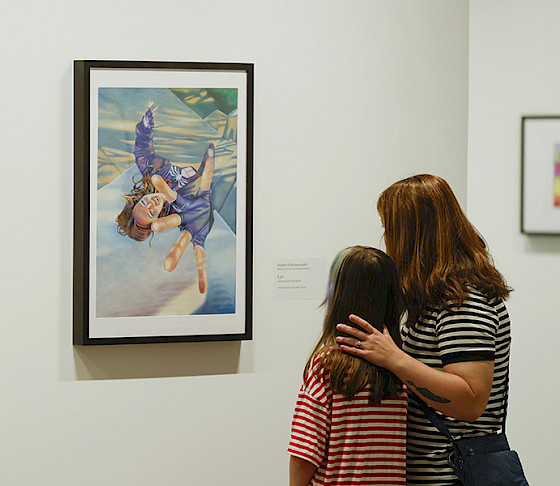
[432,286,505,310]
[433,287,509,327]
[463,287,508,312]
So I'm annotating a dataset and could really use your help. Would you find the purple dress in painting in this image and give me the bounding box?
[133,112,214,248]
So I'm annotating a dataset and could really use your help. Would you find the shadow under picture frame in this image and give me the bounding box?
[73,60,254,345]
[521,115,560,235]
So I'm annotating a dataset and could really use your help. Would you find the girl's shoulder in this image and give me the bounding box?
[306,347,332,381]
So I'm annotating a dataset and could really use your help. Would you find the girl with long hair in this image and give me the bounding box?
[288,246,408,486]
[336,175,512,485]
[115,103,215,293]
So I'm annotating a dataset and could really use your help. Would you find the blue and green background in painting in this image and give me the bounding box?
[95,88,238,318]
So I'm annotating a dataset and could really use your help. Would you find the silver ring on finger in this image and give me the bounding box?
[356,341,362,349]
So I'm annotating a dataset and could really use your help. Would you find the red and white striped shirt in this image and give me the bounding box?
[288,357,408,485]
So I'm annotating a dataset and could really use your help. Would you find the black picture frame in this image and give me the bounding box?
[521,115,560,235]
[73,60,253,345]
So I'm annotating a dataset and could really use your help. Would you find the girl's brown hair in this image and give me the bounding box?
[115,174,167,242]
[377,174,511,326]
[306,246,403,403]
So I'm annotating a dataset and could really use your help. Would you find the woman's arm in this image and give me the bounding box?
[336,316,494,422]
[289,456,317,486]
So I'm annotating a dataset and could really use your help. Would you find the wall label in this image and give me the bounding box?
[273,258,326,300]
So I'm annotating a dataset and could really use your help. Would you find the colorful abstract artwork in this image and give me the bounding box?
[73,61,253,345]
[554,148,560,208]
[521,116,560,234]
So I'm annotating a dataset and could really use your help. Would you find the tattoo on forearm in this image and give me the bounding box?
[407,380,451,403]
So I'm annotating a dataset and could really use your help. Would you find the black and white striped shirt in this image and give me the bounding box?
[402,289,511,485]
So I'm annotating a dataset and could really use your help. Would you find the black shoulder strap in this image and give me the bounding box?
[412,393,456,442]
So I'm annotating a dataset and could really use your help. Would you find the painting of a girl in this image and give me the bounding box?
[116,103,215,293]
[94,87,238,319]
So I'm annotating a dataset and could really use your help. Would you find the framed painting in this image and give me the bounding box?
[521,116,560,235]
[73,60,254,345]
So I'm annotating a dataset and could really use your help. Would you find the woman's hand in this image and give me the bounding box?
[336,314,405,371]
[338,314,494,420]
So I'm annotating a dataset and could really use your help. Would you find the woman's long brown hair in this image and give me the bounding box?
[306,246,403,403]
[377,174,511,326]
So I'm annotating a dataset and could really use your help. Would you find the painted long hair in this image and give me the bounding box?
[115,174,170,242]
[306,246,403,403]
[377,174,511,326]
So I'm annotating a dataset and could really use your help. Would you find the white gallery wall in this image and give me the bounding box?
[1,1,470,484]
[469,1,560,483]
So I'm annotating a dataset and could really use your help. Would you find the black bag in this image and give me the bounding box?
[414,369,529,486]
[449,431,528,485]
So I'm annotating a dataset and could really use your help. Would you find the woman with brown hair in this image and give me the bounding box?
[336,175,512,485]
[288,246,408,486]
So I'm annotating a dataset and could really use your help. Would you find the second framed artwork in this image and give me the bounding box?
[521,116,560,235]
[74,60,253,345]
